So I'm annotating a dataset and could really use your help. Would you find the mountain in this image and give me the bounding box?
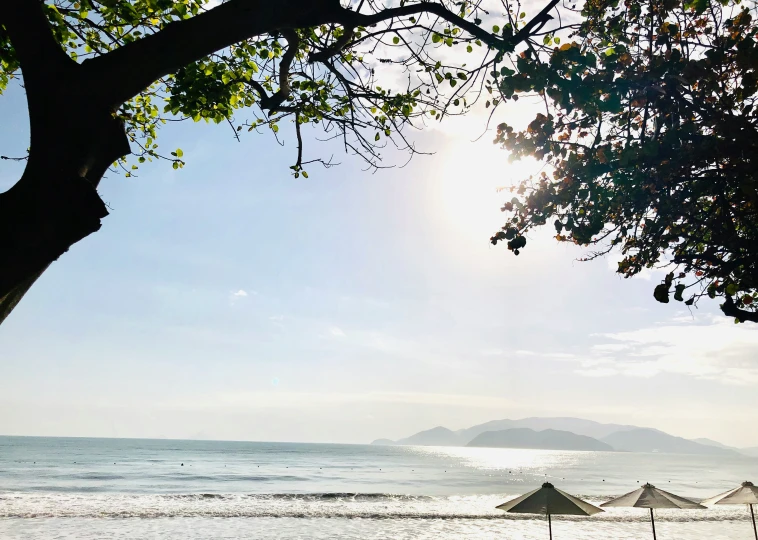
[370,417,742,455]
[394,426,463,446]
[602,429,740,456]
[457,417,641,442]
[691,438,738,450]
[467,428,614,451]
[370,438,396,446]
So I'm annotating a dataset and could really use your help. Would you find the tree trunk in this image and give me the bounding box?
[0,68,131,325]
[0,166,110,324]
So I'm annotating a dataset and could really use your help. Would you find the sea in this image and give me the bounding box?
[1,436,756,539]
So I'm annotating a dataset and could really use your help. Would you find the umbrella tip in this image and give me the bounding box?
[742,481,754,487]
[542,482,555,489]
[643,482,655,488]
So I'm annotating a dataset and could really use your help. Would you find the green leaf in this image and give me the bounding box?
[689,0,708,14]
[674,284,685,302]
[176,148,184,158]
[492,25,500,34]
[392,36,400,44]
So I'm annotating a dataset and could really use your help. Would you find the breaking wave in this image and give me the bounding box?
[0,492,749,521]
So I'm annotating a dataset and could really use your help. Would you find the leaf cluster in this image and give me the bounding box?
[491,0,758,322]
[0,0,558,177]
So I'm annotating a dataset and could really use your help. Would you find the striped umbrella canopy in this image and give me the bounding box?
[601,483,706,540]
[703,481,758,540]
[496,482,603,539]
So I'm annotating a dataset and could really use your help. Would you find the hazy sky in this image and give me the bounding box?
[1,69,757,448]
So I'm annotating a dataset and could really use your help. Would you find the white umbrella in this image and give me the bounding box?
[601,482,706,540]
[703,481,758,540]
[496,482,604,539]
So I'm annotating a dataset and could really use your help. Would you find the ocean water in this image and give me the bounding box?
[1,436,756,539]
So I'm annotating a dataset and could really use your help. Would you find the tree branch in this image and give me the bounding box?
[256,28,300,112]
[720,295,758,323]
[309,27,354,63]
[85,0,559,109]
[342,0,561,52]
[85,0,340,107]
[0,1,75,84]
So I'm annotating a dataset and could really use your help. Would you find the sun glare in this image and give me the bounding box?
[431,142,540,241]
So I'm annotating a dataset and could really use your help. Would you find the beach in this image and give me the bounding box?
[1,436,756,538]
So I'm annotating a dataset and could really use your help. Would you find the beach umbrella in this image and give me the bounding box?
[496,482,604,539]
[702,481,758,540]
[601,482,706,540]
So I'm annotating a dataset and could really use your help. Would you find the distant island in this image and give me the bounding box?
[467,428,613,451]
[372,416,753,457]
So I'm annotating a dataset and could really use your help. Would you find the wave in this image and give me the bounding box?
[155,474,310,482]
[66,474,126,481]
[0,492,750,522]
[163,493,432,501]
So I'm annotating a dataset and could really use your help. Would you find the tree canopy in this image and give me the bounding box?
[0,0,560,174]
[0,0,562,324]
[490,0,758,323]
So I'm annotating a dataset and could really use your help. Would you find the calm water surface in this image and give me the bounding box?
[1,436,756,538]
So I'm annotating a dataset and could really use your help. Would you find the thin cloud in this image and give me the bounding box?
[229,289,257,305]
[583,317,758,385]
[330,326,346,338]
[545,352,576,359]
[162,390,516,411]
[575,367,619,378]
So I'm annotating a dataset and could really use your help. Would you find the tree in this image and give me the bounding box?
[0,0,563,325]
[490,0,758,322]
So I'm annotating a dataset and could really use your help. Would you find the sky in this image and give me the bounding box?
[1,56,758,448]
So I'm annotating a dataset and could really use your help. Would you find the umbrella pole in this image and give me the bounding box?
[750,504,757,540]
[548,512,552,540]
[650,508,657,540]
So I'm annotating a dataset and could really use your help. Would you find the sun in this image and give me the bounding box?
[430,140,540,242]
